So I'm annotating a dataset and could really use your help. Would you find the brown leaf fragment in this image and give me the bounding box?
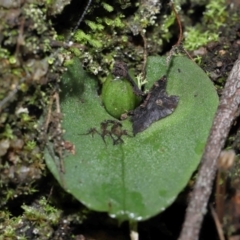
[130,75,179,135]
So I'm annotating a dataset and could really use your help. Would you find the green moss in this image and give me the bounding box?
[85,20,105,31]
[203,0,227,27]
[160,12,176,41]
[0,124,14,139]
[25,140,37,151]
[0,48,10,59]
[184,0,227,51]
[70,47,82,57]
[22,197,60,225]
[0,197,61,239]
[101,2,114,12]
[74,30,103,48]
[184,28,218,50]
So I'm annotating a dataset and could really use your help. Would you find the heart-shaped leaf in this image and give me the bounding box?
[45,56,218,221]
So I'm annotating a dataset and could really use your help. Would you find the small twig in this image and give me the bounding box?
[215,169,226,223]
[53,92,65,173]
[44,94,54,135]
[67,0,93,43]
[140,31,147,79]
[167,1,183,64]
[215,150,235,224]
[210,205,225,240]
[44,92,65,177]
[167,1,194,63]
[170,1,182,47]
[46,143,66,188]
[178,53,240,240]
[47,186,54,203]
[15,17,25,56]
[50,0,92,63]
[130,222,139,240]
[50,40,85,50]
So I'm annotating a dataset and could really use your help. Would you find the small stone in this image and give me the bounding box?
[0,139,10,157]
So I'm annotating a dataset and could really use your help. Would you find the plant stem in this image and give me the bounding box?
[178,53,240,240]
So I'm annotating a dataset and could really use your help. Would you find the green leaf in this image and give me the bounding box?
[45,56,218,221]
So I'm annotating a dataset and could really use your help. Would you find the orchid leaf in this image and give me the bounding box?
[45,56,218,221]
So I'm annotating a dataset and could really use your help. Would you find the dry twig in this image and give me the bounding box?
[166,1,182,64]
[210,205,225,240]
[170,1,182,47]
[140,31,148,79]
[178,53,240,240]
[167,1,194,63]
[67,0,93,43]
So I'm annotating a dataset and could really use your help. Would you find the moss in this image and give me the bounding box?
[184,28,218,50]
[203,0,227,27]
[101,2,114,12]
[0,0,65,208]
[74,30,103,48]
[67,0,163,81]
[0,197,61,239]
[184,0,227,51]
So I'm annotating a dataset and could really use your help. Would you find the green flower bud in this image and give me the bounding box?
[102,74,140,119]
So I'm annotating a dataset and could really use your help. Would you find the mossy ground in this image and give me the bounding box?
[0,0,240,239]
